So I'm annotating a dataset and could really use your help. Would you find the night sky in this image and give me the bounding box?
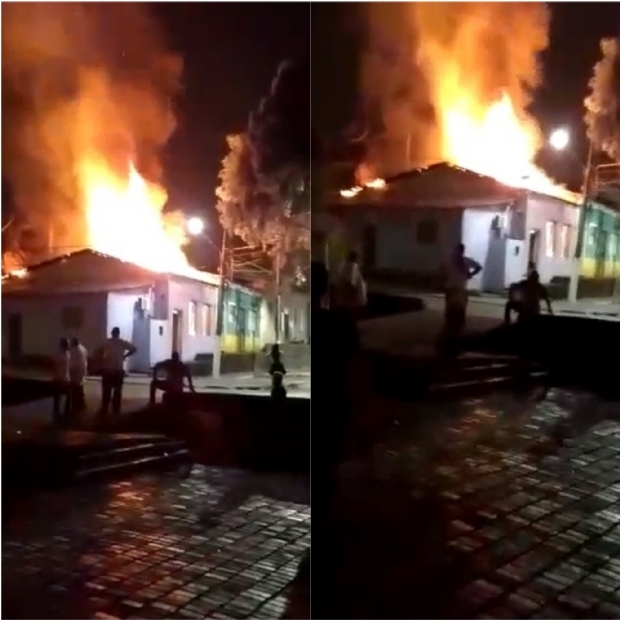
[155,2,310,220]
[311,2,620,190]
[2,3,617,230]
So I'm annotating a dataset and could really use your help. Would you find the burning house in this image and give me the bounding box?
[0,249,279,372]
[330,162,620,296]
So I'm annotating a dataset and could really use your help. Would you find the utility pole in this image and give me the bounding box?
[568,139,595,303]
[213,229,227,378]
[274,251,281,343]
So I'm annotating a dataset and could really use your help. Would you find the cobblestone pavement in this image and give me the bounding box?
[334,389,620,618]
[3,468,310,619]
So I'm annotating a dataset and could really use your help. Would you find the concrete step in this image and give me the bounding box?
[76,437,188,480]
[3,432,189,490]
[370,352,546,401]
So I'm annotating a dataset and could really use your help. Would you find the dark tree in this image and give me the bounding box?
[216,60,310,260]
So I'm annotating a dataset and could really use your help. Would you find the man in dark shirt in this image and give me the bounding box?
[149,351,196,405]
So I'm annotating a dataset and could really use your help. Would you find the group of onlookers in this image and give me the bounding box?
[52,326,137,424]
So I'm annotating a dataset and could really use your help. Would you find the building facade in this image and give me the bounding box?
[2,249,311,371]
[330,163,620,294]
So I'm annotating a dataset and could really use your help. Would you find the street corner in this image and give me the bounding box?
[3,467,310,619]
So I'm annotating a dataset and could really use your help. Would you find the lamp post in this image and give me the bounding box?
[568,139,595,303]
[186,216,227,377]
[213,229,227,378]
[548,128,595,303]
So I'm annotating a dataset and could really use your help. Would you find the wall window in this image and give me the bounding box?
[248,310,257,335]
[227,302,237,331]
[544,221,556,258]
[416,219,438,245]
[188,301,197,336]
[588,223,598,247]
[201,304,212,335]
[560,224,571,259]
[61,306,84,330]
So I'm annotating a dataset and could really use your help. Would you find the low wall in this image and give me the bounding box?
[191,352,256,376]
[550,276,620,300]
[161,391,310,473]
[464,315,620,397]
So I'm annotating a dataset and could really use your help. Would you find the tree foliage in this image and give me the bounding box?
[585,37,620,162]
[216,60,310,261]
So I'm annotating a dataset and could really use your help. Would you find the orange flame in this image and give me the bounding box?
[441,91,577,202]
[78,156,216,283]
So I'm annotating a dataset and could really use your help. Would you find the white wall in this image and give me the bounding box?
[374,209,463,274]
[168,277,219,363]
[505,239,526,287]
[462,209,507,292]
[150,319,170,367]
[525,195,579,284]
[257,292,309,346]
[2,292,107,360]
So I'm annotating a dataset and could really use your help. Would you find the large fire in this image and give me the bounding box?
[341,91,578,204]
[441,91,576,202]
[78,156,216,282]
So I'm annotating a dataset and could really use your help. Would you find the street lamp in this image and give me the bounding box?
[186,216,205,236]
[549,127,570,152]
[549,128,595,302]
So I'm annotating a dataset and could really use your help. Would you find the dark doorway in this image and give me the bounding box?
[362,223,377,273]
[237,307,247,352]
[527,229,541,267]
[8,313,22,360]
[171,310,183,357]
[283,310,291,342]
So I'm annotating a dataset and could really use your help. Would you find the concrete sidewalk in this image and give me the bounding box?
[419,292,620,319]
[2,392,149,441]
[3,374,310,440]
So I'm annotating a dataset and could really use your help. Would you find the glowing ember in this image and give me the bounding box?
[78,156,216,283]
[440,91,577,203]
[365,178,386,190]
[340,178,387,199]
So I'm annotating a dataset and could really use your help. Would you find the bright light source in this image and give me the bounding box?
[549,127,570,151]
[186,216,205,236]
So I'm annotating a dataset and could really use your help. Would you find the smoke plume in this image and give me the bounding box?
[2,3,182,257]
[584,37,620,162]
[360,2,550,176]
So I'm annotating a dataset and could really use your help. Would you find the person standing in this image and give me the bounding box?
[330,250,367,316]
[52,337,71,425]
[442,243,482,351]
[97,327,136,417]
[69,337,88,418]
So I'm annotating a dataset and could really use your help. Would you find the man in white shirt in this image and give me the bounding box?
[69,337,88,415]
[442,243,482,351]
[52,337,71,424]
[97,327,137,417]
[331,251,367,314]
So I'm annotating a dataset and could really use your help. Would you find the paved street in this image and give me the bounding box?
[361,290,620,357]
[358,306,499,355]
[331,388,620,618]
[3,467,310,620]
[2,374,310,440]
[7,387,620,618]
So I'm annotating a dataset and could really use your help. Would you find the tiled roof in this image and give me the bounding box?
[1,249,220,295]
[334,161,580,209]
[334,161,520,209]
